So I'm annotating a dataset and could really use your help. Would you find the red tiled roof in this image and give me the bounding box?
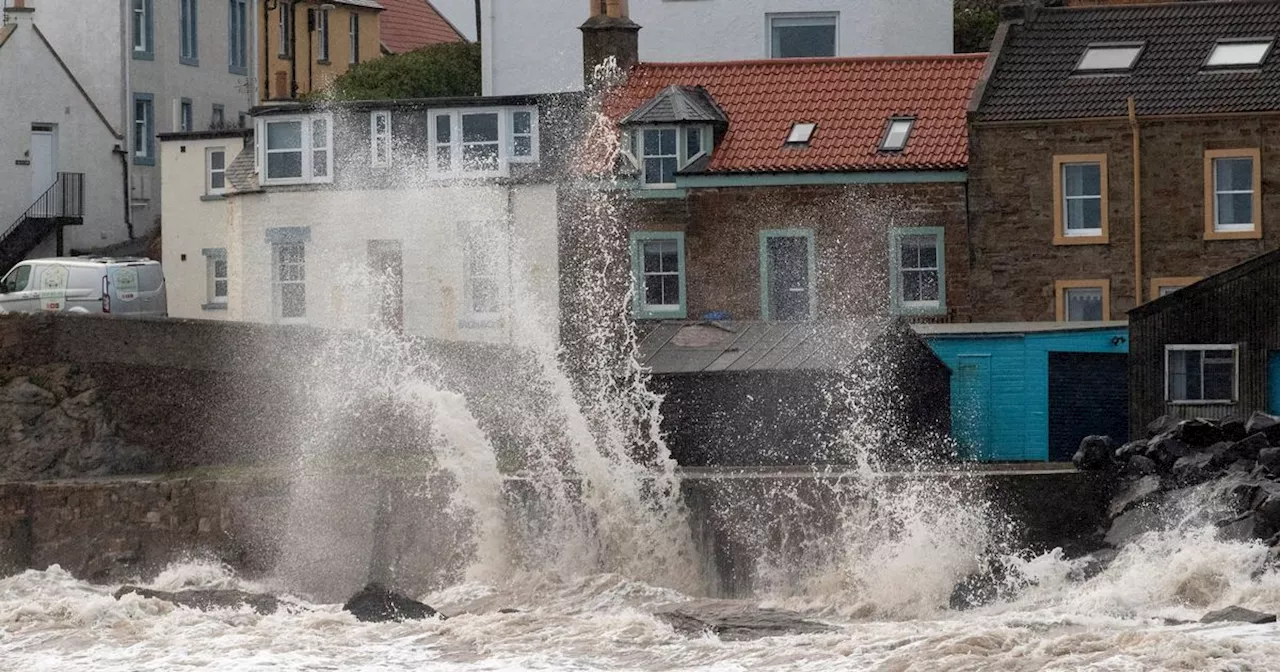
[606,55,988,173]
[378,0,464,54]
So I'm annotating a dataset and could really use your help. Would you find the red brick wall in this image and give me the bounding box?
[564,181,971,323]
[967,116,1280,322]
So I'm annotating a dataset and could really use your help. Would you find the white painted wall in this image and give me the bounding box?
[221,184,560,344]
[160,135,242,320]
[0,15,127,262]
[480,0,953,95]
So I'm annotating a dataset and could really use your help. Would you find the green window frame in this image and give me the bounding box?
[758,228,815,320]
[630,232,687,319]
[888,226,946,316]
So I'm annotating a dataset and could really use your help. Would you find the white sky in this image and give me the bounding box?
[429,0,478,41]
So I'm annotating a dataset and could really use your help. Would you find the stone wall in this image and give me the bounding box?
[968,117,1280,321]
[560,182,972,327]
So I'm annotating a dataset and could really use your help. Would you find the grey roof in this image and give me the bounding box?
[622,85,728,126]
[636,320,897,374]
[974,0,1280,122]
[913,321,1128,336]
[225,146,259,193]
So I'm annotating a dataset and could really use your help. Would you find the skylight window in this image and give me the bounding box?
[880,118,914,152]
[786,122,816,145]
[1205,39,1273,68]
[1076,43,1144,72]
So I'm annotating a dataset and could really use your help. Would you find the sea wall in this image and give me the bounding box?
[0,469,1113,596]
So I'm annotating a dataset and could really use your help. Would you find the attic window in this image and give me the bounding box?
[786,122,816,145]
[1076,43,1144,72]
[880,118,914,152]
[1205,39,1274,68]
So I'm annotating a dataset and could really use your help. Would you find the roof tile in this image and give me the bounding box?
[378,0,464,54]
[607,55,987,173]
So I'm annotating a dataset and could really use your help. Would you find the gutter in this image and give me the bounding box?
[1129,96,1141,307]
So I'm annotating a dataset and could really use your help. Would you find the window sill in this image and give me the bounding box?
[133,155,156,167]
[202,303,228,311]
[1204,228,1261,241]
[317,59,331,65]
[634,309,688,320]
[200,194,226,201]
[1167,400,1236,406]
[1053,233,1108,246]
[133,50,155,61]
[629,188,688,200]
[229,65,248,76]
[180,56,199,67]
[891,304,947,317]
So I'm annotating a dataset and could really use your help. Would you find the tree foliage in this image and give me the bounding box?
[328,41,481,100]
[954,0,1000,54]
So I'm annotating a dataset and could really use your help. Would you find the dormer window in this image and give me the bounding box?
[786,122,816,145]
[880,118,914,152]
[1205,39,1273,69]
[624,124,713,188]
[1076,43,1144,73]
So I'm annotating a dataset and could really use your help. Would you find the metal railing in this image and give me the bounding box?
[1,172,84,243]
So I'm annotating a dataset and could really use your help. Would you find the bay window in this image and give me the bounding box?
[258,114,333,184]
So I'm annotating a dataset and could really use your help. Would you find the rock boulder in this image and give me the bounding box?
[342,583,441,622]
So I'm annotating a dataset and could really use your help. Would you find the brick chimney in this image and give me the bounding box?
[4,0,34,24]
[580,0,640,84]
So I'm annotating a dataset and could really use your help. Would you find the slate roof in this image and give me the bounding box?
[622,85,728,126]
[225,147,260,193]
[636,320,899,374]
[378,0,464,54]
[974,0,1280,122]
[606,55,987,173]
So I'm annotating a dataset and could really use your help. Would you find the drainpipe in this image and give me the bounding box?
[121,0,135,240]
[1129,96,1142,306]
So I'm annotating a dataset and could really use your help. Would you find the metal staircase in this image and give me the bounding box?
[0,172,84,273]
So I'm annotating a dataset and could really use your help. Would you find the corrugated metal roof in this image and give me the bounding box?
[975,0,1280,122]
[637,320,895,374]
[605,55,987,173]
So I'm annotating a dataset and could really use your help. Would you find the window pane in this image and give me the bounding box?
[1066,197,1102,231]
[1077,46,1142,71]
[1168,350,1190,400]
[435,115,451,142]
[1207,42,1271,67]
[1205,354,1234,400]
[375,114,387,134]
[267,121,302,149]
[312,150,328,177]
[214,259,228,278]
[311,118,328,148]
[472,278,499,313]
[901,235,937,269]
[1216,157,1253,192]
[772,23,836,58]
[902,269,922,302]
[643,129,662,156]
[462,113,499,143]
[1218,192,1253,227]
[210,151,225,170]
[1064,163,1101,197]
[658,129,676,155]
[643,158,665,184]
[267,151,303,178]
[644,276,664,306]
[280,284,305,318]
[661,274,680,306]
[436,146,452,171]
[512,111,531,135]
[462,144,499,171]
[513,136,532,157]
[1065,287,1103,321]
[642,241,666,272]
[686,127,701,159]
[210,172,225,189]
[214,280,228,297]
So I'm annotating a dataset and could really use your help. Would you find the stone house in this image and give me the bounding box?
[161,94,572,343]
[968,0,1280,323]
[568,52,986,325]
[0,0,258,269]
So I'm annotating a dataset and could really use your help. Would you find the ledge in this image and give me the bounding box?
[199,194,225,202]
[201,303,228,311]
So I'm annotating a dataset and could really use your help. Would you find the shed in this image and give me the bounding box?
[918,322,1130,462]
[1129,248,1280,435]
[637,319,951,467]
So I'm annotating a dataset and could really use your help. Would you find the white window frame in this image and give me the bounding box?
[178,99,193,132]
[1061,161,1104,237]
[317,8,330,62]
[257,114,333,185]
[429,108,508,178]
[273,242,306,323]
[370,110,391,168]
[890,228,945,314]
[349,12,359,64]
[133,97,153,160]
[1165,344,1239,404]
[206,147,227,195]
[639,126,679,189]
[461,222,505,322]
[133,0,150,52]
[508,108,539,163]
[767,12,839,59]
[207,255,228,304]
[1212,155,1256,233]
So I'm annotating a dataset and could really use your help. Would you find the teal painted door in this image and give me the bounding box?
[1269,351,1280,415]
[953,355,992,459]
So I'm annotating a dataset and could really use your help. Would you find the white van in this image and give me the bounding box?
[0,257,167,317]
